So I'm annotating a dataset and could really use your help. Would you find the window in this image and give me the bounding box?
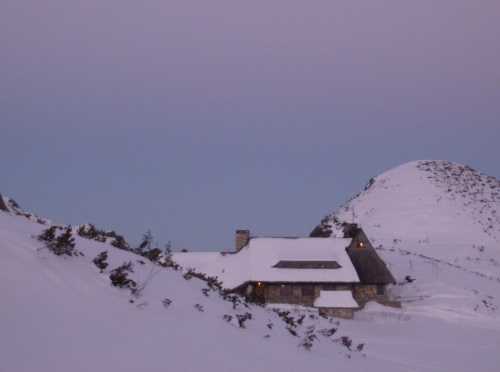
[280,284,292,296]
[273,261,341,269]
[357,242,364,248]
[301,285,314,296]
[377,284,384,295]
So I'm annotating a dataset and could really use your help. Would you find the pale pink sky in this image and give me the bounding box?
[1,2,499,250]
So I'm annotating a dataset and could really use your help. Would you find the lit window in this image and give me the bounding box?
[357,242,364,248]
[280,284,292,296]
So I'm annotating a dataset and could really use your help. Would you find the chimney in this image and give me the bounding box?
[235,230,250,252]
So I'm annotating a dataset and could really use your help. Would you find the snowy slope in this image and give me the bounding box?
[0,210,373,372]
[311,160,500,279]
[2,171,500,372]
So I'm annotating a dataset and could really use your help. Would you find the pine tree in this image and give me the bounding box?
[39,226,57,242]
[137,230,153,253]
[164,240,174,266]
[53,227,76,256]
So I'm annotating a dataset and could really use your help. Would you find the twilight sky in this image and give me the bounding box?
[1,1,499,251]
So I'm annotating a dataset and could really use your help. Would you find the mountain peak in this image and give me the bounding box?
[311,160,500,277]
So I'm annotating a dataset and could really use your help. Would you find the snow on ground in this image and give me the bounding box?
[2,159,500,372]
[0,211,371,372]
[318,160,500,279]
[1,206,500,371]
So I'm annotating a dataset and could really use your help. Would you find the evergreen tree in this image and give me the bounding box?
[39,226,57,242]
[164,241,174,267]
[137,230,153,253]
[53,227,76,256]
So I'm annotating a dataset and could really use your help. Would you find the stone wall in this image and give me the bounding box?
[352,284,402,308]
[353,284,380,301]
[262,283,355,307]
[252,282,400,309]
[264,284,317,306]
[318,307,355,319]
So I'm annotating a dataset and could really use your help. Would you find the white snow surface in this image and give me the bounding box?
[314,291,359,308]
[173,237,359,289]
[319,160,500,279]
[2,158,500,371]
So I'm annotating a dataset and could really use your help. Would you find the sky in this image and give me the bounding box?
[1,1,499,252]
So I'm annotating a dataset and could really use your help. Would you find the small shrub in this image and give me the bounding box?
[183,268,196,280]
[53,227,77,256]
[194,304,204,312]
[142,248,162,263]
[162,298,172,308]
[38,226,57,242]
[38,226,79,257]
[298,326,317,350]
[319,328,337,337]
[93,251,109,272]
[109,262,137,290]
[335,336,352,350]
[236,312,253,328]
[77,224,106,242]
[111,236,125,249]
[297,314,305,326]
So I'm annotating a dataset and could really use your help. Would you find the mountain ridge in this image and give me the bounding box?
[1,160,500,370]
[311,159,500,278]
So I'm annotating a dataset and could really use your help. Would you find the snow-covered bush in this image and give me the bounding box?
[38,226,79,257]
[77,224,106,243]
[110,236,126,249]
[236,312,253,328]
[109,262,137,290]
[142,248,162,263]
[93,251,109,272]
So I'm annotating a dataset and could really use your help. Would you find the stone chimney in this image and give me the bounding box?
[235,230,250,252]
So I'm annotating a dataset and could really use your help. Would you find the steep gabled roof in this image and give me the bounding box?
[173,237,360,289]
[345,228,396,284]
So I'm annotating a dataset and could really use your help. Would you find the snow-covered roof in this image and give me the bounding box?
[314,290,359,308]
[173,237,360,289]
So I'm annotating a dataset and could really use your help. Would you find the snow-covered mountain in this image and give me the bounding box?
[1,160,500,371]
[0,193,132,249]
[311,160,500,279]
